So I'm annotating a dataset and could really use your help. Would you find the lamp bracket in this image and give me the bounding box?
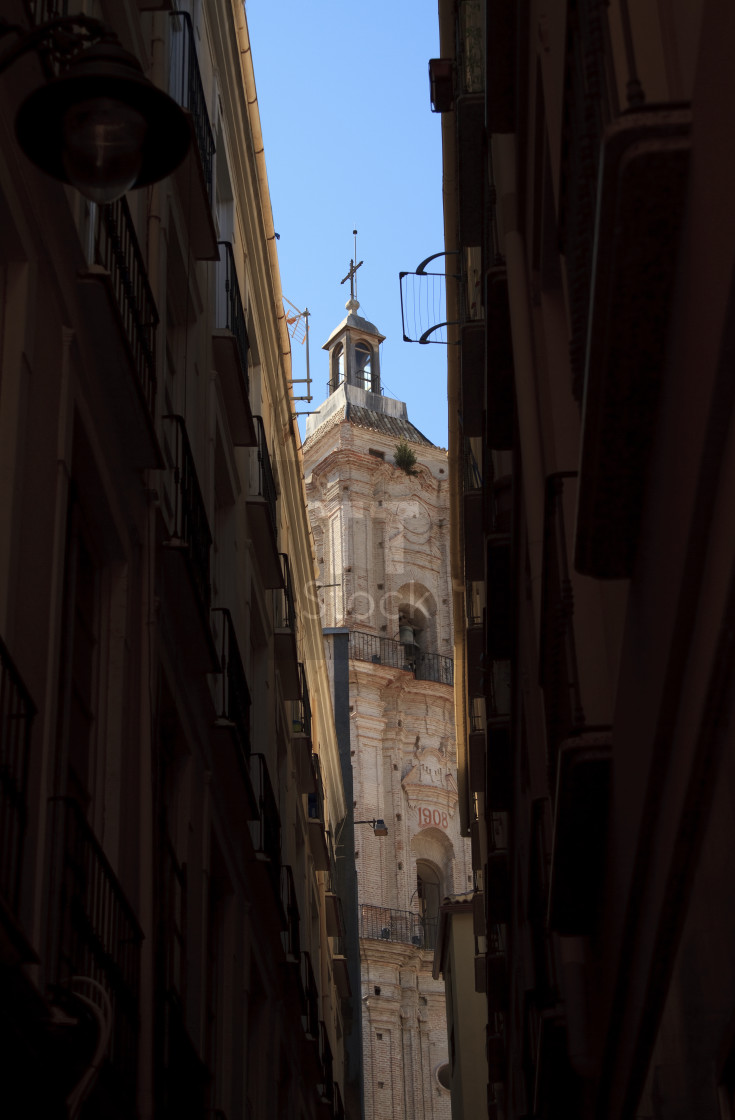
[0,14,108,78]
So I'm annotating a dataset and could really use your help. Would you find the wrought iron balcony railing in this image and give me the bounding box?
[249,753,281,895]
[169,10,215,204]
[48,797,142,1108]
[307,752,325,827]
[213,608,251,760]
[163,415,213,617]
[27,0,69,21]
[280,864,300,961]
[348,630,454,686]
[274,553,296,633]
[0,636,35,918]
[463,436,483,494]
[319,1021,334,1105]
[215,242,249,393]
[94,198,158,423]
[307,754,330,871]
[161,828,187,1011]
[360,903,438,951]
[292,662,311,738]
[301,950,319,1041]
[251,416,278,537]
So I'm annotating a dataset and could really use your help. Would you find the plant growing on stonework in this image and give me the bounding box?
[393,440,419,476]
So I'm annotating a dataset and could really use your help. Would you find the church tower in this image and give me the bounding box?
[303,273,472,1120]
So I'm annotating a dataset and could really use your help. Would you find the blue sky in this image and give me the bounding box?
[245,0,449,449]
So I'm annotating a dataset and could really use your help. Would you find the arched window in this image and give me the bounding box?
[331,343,345,392]
[416,860,442,950]
[354,341,372,391]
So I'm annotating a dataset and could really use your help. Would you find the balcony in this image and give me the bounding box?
[486,848,510,925]
[292,663,315,795]
[324,832,344,938]
[487,715,512,813]
[485,268,514,451]
[539,473,612,794]
[212,243,256,446]
[559,3,691,577]
[212,609,258,820]
[301,950,320,1044]
[77,198,161,468]
[307,754,330,873]
[247,416,282,589]
[460,322,484,437]
[160,829,187,1009]
[465,582,484,697]
[47,797,142,1112]
[318,1021,334,1107]
[456,92,484,248]
[161,415,219,672]
[468,669,511,810]
[348,630,454,686]
[333,1081,346,1120]
[486,533,512,659]
[0,636,36,961]
[280,864,301,963]
[274,554,300,700]
[359,903,437,951]
[168,11,218,260]
[248,753,282,907]
[331,932,351,1000]
[462,437,484,580]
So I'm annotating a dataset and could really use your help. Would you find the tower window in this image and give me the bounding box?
[331,343,345,392]
[354,341,373,391]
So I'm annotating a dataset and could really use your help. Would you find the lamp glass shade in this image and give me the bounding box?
[15,36,191,201]
[62,97,147,203]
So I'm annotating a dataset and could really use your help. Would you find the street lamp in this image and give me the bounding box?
[355,818,389,838]
[1,13,190,203]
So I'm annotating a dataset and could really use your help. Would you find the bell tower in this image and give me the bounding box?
[303,267,472,1120]
[324,290,385,396]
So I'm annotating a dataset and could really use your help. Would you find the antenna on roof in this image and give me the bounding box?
[284,297,312,404]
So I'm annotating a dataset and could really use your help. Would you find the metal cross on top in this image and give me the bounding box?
[340,228,363,300]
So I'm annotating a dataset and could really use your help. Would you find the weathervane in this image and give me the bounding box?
[340,228,363,302]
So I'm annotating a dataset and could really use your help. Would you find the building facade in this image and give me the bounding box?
[431,1,735,1118]
[433,894,490,1120]
[303,293,472,1120]
[0,2,353,1118]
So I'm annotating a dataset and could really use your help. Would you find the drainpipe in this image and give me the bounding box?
[439,0,471,839]
[234,10,293,424]
[137,493,158,1120]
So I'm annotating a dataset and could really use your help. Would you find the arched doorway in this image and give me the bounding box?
[416,860,442,950]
